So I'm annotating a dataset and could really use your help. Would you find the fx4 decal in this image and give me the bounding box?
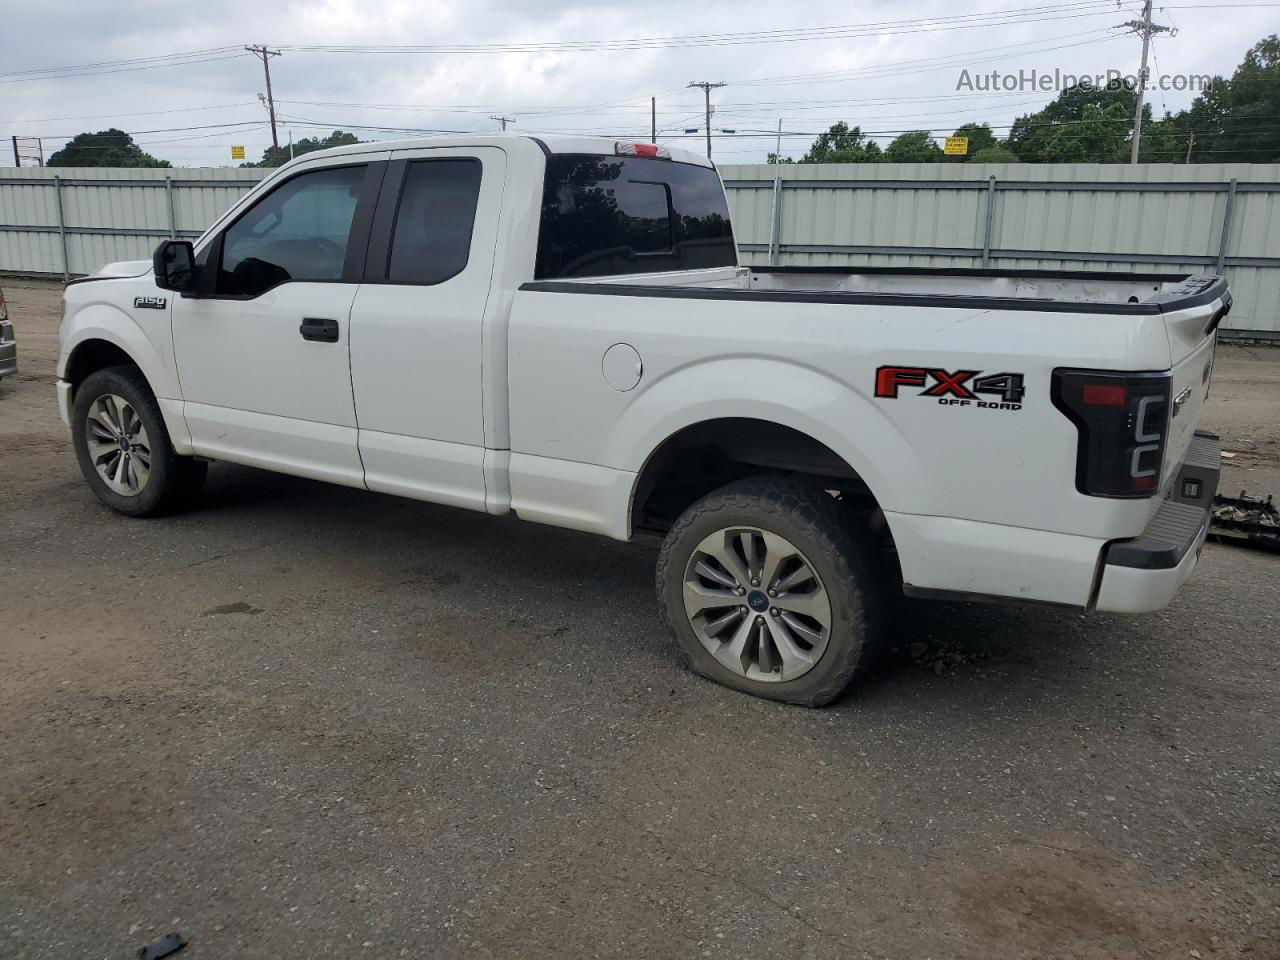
[875,366,1026,411]
[133,296,167,310]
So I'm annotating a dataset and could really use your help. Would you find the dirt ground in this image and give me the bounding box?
[1,277,1278,959]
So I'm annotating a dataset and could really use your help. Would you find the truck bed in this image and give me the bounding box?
[531,265,1231,318]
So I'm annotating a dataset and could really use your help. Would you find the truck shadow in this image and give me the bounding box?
[191,463,1131,707]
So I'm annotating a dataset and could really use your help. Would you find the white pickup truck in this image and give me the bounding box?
[57,135,1228,705]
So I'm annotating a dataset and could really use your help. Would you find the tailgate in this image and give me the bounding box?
[1157,278,1230,494]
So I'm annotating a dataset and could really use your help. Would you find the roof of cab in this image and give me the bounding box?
[282,133,715,169]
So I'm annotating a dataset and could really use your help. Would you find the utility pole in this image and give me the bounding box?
[11,136,18,168]
[687,81,726,158]
[1121,0,1172,164]
[490,115,514,131]
[1185,130,1195,163]
[245,45,282,153]
[651,97,656,143]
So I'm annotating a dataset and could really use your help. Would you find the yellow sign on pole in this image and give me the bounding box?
[943,137,969,156]
[230,145,246,160]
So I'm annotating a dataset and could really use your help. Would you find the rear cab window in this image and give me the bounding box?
[535,155,736,280]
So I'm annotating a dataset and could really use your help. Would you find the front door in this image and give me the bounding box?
[173,155,387,487]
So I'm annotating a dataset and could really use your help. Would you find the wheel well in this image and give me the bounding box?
[65,340,137,390]
[631,418,878,536]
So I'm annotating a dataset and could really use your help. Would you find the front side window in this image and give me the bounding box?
[535,155,736,280]
[385,158,482,284]
[217,165,366,296]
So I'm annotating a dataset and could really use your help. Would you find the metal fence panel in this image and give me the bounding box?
[722,161,1280,335]
[1,162,1278,334]
[0,167,268,277]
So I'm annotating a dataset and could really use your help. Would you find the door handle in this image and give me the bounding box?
[299,317,339,343]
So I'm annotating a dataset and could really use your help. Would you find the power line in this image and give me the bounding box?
[0,52,249,85]
[273,2,1134,53]
[0,102,258,127]
[0,45,243,79]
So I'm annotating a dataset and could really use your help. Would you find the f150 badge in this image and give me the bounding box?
[133,296,167,310]
[875,366,1026,411]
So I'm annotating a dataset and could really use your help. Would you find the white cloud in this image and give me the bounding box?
[0,0,1273,165]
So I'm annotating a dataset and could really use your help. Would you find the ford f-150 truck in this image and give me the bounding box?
[57,135,1228,705]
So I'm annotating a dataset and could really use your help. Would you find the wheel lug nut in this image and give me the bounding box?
[755,616,764,624]
[736,586,746,596]
[768,589,776,597]
[771,608,780,617]
[750,578,760,587]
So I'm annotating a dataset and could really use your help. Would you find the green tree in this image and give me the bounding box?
[1031,102,1133,163]
[47,129,171,168]
[969,145,1021,163]
[1134,113,1194,162]
[800,123,883,163]
[244,130,364,168]
[884,130,944,162]
[1007,80,1142,162]
[1179,36,1280,161]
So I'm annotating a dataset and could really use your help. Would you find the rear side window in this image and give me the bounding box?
[535,155,736,279]
[386,158,482,284]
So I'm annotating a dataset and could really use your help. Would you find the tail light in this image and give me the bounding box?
[0,288,6,322]
[1052,369,1171,498]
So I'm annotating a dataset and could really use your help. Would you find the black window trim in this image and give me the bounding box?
[362,156,484,287]
[191,160,388,301]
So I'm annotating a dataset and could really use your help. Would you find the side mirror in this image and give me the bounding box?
[153,240,198,293]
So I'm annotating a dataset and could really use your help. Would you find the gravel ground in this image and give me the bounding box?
[1,278,1278,960]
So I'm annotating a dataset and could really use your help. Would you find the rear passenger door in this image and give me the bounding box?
[348,147,507,512]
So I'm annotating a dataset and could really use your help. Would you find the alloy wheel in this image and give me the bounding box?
[682,526,832,682]
[84,393,151,496]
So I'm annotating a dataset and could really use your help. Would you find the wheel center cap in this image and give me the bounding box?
[747,590,769,612]
[119,437,131,452]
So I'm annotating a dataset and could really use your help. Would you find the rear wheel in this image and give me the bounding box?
[72,366,206,517]
[657,476,885,706]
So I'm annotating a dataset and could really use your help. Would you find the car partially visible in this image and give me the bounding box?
[0,286,16,381]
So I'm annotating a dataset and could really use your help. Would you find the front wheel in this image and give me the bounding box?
[71,366,206,517]
[656,477,885,707]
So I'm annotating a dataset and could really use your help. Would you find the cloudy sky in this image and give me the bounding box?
[1,0,1274,166]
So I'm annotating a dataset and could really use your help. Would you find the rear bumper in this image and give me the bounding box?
[1093,432,1220,613]
[892,432,1220,613]
[0,339,15,380]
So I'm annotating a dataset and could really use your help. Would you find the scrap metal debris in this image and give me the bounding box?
[1210,490,1280,553]
[137,932,186,960]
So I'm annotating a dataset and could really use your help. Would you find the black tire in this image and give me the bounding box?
[71,365,207,517]
[656,476,885,707]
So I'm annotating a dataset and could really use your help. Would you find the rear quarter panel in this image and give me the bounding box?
[507,288,1175,541]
